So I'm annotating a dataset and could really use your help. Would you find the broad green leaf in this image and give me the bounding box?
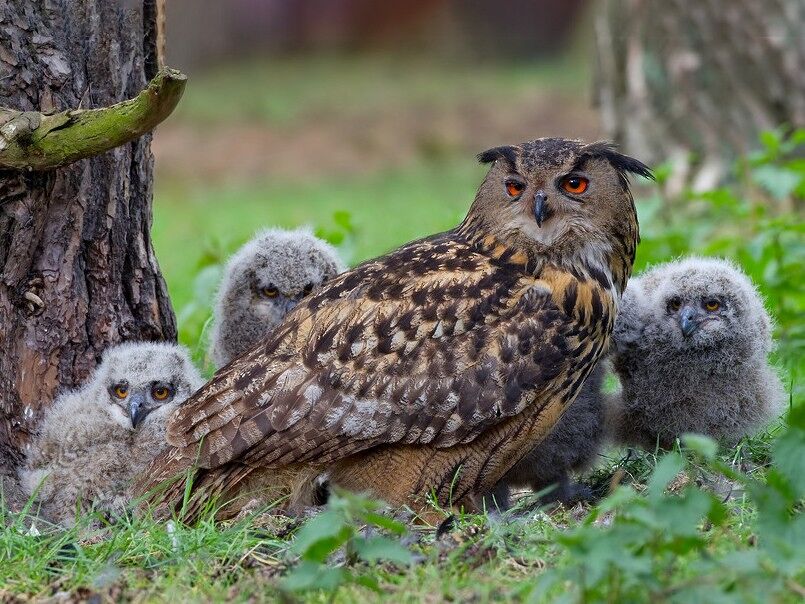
[361,511,408,536]
[682,433,719,460]
[646,453,685,500]
[292,510,351,561]
[281,560,345,592]
[352,536,413,565]
[772,424,805,498]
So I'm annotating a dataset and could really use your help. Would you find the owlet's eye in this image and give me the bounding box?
[704,299,720,312]
[113,384,128,399]
[261,285,279,298]
[505,180,525,197]
[151,385,172,401]
[560,176,589,195]
[668,298,682,312]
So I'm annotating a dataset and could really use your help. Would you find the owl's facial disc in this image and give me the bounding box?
[503,166,595,236]
[666,295,730,345]
[128,382,177,428]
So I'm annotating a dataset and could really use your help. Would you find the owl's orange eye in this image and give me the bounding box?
[261,285,279,298]
[151,385,172,401]
[668,298,682,312]
[113,384,129,399]
[561,176,589,195]
[704,299,720,312]
[505,180,525,197]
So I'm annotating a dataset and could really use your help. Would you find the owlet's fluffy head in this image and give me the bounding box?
[210,227,345,368]
[614,257,773,362]
[611,257,785,446]
[86,341,204,431]
[469,138,652,294]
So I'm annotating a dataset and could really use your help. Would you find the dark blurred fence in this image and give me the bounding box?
[166,0,587,69]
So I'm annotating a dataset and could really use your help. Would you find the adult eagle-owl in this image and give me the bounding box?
[138,138,650,521]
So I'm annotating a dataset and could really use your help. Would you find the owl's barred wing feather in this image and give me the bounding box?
[166,233,603,474]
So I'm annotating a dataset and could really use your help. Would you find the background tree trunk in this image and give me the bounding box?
[595,0,805,193]
[0,1,176,505]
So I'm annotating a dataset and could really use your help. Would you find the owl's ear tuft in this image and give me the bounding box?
[477,145,518,169]
[581,141,654,182]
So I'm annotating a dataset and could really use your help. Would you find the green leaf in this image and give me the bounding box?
[706,493,729,527]
[751,165,802,200]
[646,453,685,500]
[281,560,345,592]
[352,536,413,565]
[759,129,782,154]
[682,433,719,460]
[354,573,382,592]
[361,511,408,536]
[292,510,352,562]
[333,210,354,231]
[771,422,805,498]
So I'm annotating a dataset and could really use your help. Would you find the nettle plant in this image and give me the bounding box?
[524,401,804,603]
[281,489,413,594]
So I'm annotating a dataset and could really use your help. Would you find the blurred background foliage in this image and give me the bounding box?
[150,1,803,398]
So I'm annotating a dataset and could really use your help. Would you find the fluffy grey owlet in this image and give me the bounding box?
[209,227,345,368]
[19,342,203,527]
[609,257,785,449]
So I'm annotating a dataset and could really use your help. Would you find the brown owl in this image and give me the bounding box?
[137,138,650,521]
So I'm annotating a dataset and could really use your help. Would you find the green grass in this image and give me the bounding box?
[3,424,802,602]
[173,54,589,127]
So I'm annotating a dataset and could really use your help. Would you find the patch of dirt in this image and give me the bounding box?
[153,92,601,182]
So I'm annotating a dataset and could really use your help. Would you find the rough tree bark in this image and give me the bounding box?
[595,0,805,193]
[0,1,179,506]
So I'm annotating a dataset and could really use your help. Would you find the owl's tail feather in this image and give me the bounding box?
[135,450,322,524]
[132,447,201,521]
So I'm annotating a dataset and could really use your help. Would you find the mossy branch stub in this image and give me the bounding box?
[0,67,187,171]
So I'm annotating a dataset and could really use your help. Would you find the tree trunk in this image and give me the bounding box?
[595,0,805,193]
[0,0,176,504]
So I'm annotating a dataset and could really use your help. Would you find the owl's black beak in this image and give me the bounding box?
[128,392,150,428]
[678,305,701,338]
[534,190,548,227]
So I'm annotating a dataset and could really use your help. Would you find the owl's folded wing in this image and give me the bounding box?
[167,258,599,472]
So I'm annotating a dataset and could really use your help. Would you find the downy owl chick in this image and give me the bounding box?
[610,257,785,449]
[209,227,345,368]
[20,342,203,527]
[485,363,609,510]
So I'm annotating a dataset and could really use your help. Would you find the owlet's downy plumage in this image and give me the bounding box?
[209,228,345,368]
[609,257,786,448]
[20,342,203,527]
[137,138,651,522]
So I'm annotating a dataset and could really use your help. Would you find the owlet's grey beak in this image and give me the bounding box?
[280,297,300,313]
[534,190,548,227]
[678,305,701,338]
[128,392,149,428]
